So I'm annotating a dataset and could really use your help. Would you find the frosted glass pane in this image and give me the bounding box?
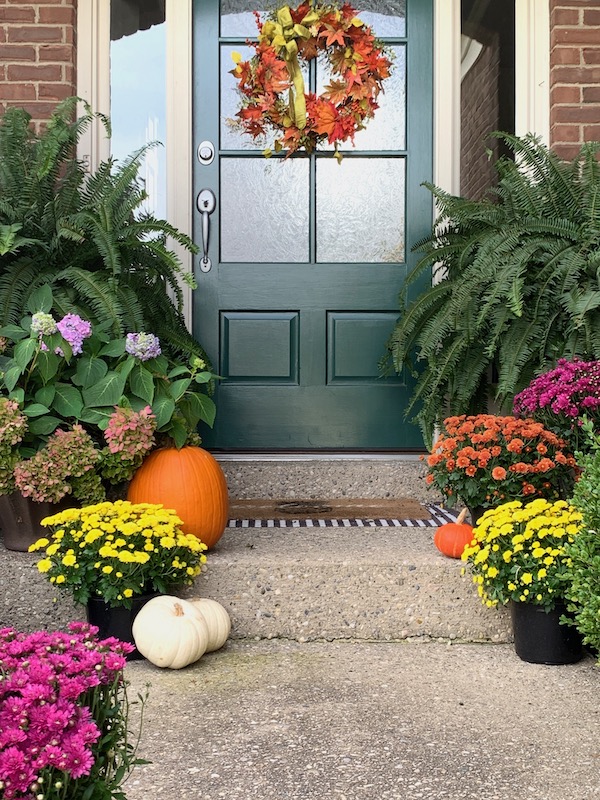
[220,1,267,36]
[221,158,309,262]
[220,1,406,38]
[359,1,406,37]
[317,46,405,152]
[316,158,405,263]
[221,45,256,150]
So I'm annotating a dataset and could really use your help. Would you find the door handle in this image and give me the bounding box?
[196,188,216,273]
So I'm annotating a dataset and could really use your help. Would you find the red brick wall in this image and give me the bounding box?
[550,0,600,159]
[0,1,77,127]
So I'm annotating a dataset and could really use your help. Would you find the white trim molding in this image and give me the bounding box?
[433,0,461,197]
[76,0,111,170]
[515,0,550,145]
[165,0,193,326]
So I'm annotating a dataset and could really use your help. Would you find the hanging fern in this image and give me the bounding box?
[0,98,207,366]
[385,132,600,447]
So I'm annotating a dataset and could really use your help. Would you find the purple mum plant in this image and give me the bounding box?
[513,358,600,452]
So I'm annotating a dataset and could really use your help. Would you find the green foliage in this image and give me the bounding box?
[385,133,600,446]
[0,98,208,367]
[564,420,600,660]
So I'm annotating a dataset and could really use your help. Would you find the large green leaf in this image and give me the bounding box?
[23,403,51,417]
[26,284,53,314]
[130,364,155,405]
[78,406,114,428]
[27,415,62,435]
[179,392,216,428]
[82,372,127,408]
[99,339,126,357]
[0,324,27,341]
[74,355,109,389]
[152,394,176,429]
[52,383,84,418]
[35,385,56,407]
[2,363,23,392]
[35,350,60,384]
[13,337,37,369]
[169,378,190,402]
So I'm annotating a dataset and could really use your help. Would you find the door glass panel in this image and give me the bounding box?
[220,0,406,38]
[220,1,267,36]
[221,44,310,151]
[317,45,406,151]
[316,158,405,263]
[220,158,310,262]
[110,1,166,218]
[359,1,406,37]
[220,44,256,150]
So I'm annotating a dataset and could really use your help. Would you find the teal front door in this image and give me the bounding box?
[192,0,432,450]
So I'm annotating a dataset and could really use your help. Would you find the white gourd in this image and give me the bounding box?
[188,597,231,652]
[132,595,209,669]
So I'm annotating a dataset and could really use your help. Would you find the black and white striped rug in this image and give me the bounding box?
[227,504,457,528]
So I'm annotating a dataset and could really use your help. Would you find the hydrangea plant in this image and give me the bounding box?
[0,285,217,504]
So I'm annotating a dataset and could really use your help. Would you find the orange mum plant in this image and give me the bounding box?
[230,1,393,160]
[424,415,578,511]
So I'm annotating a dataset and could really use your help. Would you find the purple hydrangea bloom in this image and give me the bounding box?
[56,314,92,355]
[125,332,161,361]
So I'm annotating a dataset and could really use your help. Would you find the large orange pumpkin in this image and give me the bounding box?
[433,508,474,559]
[127,446,229,548]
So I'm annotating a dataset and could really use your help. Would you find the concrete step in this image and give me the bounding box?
[0,459,511,642]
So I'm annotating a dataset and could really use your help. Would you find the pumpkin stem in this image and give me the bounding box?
[173,602,185,616]
[456,508,469,524]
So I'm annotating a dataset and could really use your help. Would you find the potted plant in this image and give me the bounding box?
[384,133,600,446]
[424,414,577,522]
[513,358,600,455]
[0,286,219,551]
[563,420,600,662]
[461,498,584,664]
[29,499,208,656]
[0,623,147,797]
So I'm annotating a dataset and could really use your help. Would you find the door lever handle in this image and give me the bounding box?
[196,189,216,273]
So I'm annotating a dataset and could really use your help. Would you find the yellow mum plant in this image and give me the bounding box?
[461,498,582,611]
[29,500,208,608]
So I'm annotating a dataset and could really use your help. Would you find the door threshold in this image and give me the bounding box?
[212,452,425,462]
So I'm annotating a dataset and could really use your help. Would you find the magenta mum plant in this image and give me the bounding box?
[0,623,147,800]
[513,358,600,452]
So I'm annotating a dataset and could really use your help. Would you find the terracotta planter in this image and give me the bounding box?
[0,492,69,552]
[87,592,161,661]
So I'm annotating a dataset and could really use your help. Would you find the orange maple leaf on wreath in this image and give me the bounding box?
[322,79,349,105]
[311,99,338,137]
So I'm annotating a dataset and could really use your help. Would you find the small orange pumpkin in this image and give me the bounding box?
[433,508,474,559]
[127,446,229,548]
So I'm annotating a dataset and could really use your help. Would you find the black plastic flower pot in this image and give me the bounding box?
[87,592,161,661]
[510,601,584,665]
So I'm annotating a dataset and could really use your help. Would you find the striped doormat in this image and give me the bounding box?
[227,499,458,528]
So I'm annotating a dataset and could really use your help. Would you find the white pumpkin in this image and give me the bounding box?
[132,595,209,669]
[188,597,231,652]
